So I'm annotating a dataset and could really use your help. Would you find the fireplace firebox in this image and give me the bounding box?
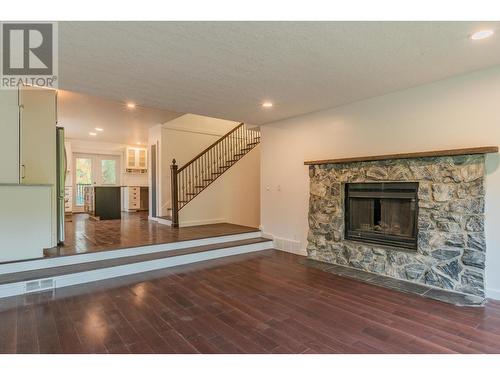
[344,182,419,250]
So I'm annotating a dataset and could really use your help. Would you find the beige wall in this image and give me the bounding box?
[180,146,260,228]
[151,114,260,228]
[160,128,222,213]
[260,65,500,299]
[158,114,237,215]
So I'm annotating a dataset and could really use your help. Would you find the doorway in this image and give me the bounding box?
[73,153,121,212]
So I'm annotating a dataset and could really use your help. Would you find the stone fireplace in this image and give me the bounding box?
[306,151,489,297]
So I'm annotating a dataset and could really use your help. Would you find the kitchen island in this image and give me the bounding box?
[84,186,122,220]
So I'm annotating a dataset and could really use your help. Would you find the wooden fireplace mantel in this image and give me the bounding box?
[304,146,499,166]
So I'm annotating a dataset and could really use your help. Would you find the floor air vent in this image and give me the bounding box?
[273,237,302,254]
[24,278,55,294]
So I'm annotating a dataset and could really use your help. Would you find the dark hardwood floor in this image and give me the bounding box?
[1,250,500,354]
[46,212,258,257]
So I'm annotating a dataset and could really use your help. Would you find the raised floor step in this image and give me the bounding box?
[0,238,271,286]
[0,235,273,299]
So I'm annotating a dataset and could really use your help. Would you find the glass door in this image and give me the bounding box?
[74,154,93,211]
[73,153,121,212]
[99,157,119,185]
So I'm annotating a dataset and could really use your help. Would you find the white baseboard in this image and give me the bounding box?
[149,216,172,226]
[486,288,500,301]
[269,235,306,256]
[150,216,239,228]
[156,217,173,226]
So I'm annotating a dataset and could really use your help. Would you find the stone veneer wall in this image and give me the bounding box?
[307,154,486,297]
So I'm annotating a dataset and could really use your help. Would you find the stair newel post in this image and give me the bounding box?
[170,159,179,228]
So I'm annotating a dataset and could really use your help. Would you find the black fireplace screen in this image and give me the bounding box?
[344,182,418,250]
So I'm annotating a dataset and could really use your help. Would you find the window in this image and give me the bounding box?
[75,157,92,206]
[101,159,117,185]
[73,154,120,210]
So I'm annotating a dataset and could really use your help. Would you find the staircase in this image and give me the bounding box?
[169,123,260,227]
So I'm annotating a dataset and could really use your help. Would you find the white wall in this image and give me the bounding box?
[157,114,237,215]
[260,65,500,299]
[180,146,260,228]
[150,113,260,228]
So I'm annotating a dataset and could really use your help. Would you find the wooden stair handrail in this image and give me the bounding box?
[177,122,245,173]
[170,122,260,227]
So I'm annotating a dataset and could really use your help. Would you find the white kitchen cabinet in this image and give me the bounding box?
[0,86,57,185]
[0,89,20,183]
[0,185,53,262]
[64,186,73,214]
[125,147,148,172]
[122,186,148,212]
[0,86,58,251]
[122,186,141,211]
[19,86,57,185]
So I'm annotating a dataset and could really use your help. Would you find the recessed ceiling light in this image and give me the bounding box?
[262,102,273,108]
[470,29,494,40]
[95,127,103,132]
[126,102,136,109]
[89,132,97,136]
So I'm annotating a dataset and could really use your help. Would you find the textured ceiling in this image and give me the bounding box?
[59,21,500,125]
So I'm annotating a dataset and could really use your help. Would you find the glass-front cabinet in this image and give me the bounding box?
[125,146,148,172]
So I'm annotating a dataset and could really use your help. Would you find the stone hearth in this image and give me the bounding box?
[307,154,486,297]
